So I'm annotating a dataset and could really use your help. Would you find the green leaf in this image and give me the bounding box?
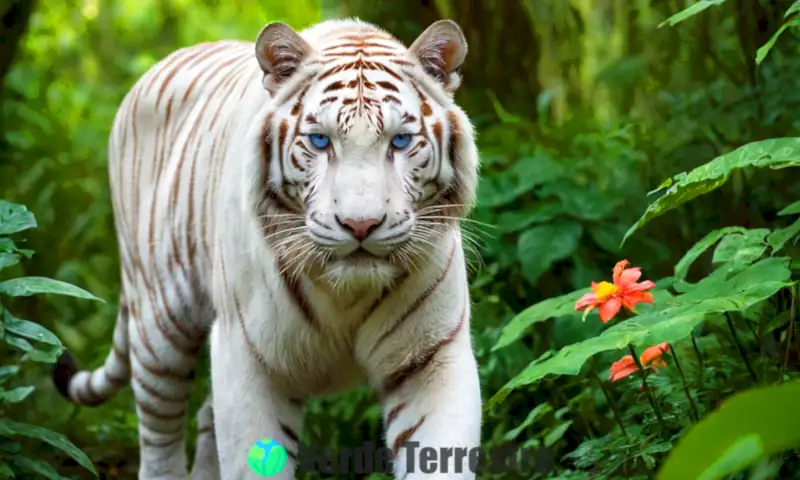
[756,16,800,65]
[0,419,97,476]
[495,202,563,233]
[674,227,748,281]
[0,252,20,271]
[544,421,573,448]
[0,462,12,479]
[489,257,792,407]
[778,199,800,216]
[0,386,34,404]
[658,0,728,28]
[0,277,103,302]
[623,138,800,245]
[493,288,589,351]
[11,455,71,480]
[0,366,20,385]
[657,382,800,480]
[477,155,566,208]
[767,217,800,253]
[27,342,63,363]
[0,201,37,236]
[503,403,553,441]
[711,229,769,268]
[3,311,61,346]
[517,221,583,284]
[4,335,33,353]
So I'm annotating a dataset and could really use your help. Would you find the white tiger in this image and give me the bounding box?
[53,17,482,479]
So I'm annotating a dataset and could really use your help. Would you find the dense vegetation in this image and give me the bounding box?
[1,0,799,478]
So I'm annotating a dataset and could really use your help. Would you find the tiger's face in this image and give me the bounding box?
[253,20,478,290]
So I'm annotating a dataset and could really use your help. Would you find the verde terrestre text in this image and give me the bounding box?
[291,441,554,475]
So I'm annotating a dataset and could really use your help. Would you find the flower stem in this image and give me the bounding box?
[590,357,629,439]
[691,335,704,384]
[668,345,700,423]
[725,312,758,383]
[628,344,667,430]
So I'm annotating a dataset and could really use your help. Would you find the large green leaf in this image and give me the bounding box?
[495,202,563,233]
[0,201,37,236]
[493,288,589,351]
[3,310,61,346]
[0,252,20,271]
[0,366,20,385]
[657,382,800,480]
[517,221,583,284]
[767,217,800,253]
[623,138,800,244]
[711,228,770,271]
[673,227,748,281]
[489,257,793,407]
[0,419,97,476]
[658,0,727,28]
[0,276,103,302]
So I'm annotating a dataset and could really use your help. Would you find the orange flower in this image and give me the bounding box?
[609,342,670,382]
[575,259,656,322]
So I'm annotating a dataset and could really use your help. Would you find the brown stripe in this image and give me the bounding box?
[275,255,317,330]
[133,374,190,404]
[386,402,405,430]
[367,241,457,358]
[383,304,467,395]
[141,433,183,449]
[280,423,299,443]
[131,345,189,381]
[137,400,185,421]
[198,426,213,436]
[393,416,426,457]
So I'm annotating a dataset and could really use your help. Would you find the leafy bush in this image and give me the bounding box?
[0,200,99,478]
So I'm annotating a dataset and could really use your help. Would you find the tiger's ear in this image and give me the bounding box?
[255,22,313,94]
[408,19,467,93]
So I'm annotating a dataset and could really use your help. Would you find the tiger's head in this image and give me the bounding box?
[250,19,479,291]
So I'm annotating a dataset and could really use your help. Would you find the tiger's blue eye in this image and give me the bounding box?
[391,134,412,149]
[309,134,330,149]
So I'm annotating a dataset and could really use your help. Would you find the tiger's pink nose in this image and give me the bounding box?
[337,215,385,240]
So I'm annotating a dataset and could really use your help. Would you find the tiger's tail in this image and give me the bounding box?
[52,303,131,406]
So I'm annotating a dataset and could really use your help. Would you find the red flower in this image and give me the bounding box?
[609,343,671,382]
[575,259,656,322]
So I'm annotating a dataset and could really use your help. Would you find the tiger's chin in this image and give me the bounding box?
[320,252,403,293]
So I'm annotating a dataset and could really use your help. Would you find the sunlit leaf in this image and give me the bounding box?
[711,229,769,268]
[767,217,800,253]
[0,419,97,476]
[0,276,103,302]
[778,199,800,215]
[623,138,800,245]
[658,0,728,28]
[657,382,800,480]
[0,201,36,236]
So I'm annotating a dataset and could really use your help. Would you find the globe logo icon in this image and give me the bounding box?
[247,438,288,477]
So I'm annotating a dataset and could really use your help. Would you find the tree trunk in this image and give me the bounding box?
[0,0,36,91]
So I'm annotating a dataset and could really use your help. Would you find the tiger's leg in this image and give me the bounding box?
[189,395,220,480]
[129,291,205,480]
[209,320,305,479]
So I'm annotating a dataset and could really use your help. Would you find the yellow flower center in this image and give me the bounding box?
[594,281,619,301]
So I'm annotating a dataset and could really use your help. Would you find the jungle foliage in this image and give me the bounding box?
[1,0,799,478]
